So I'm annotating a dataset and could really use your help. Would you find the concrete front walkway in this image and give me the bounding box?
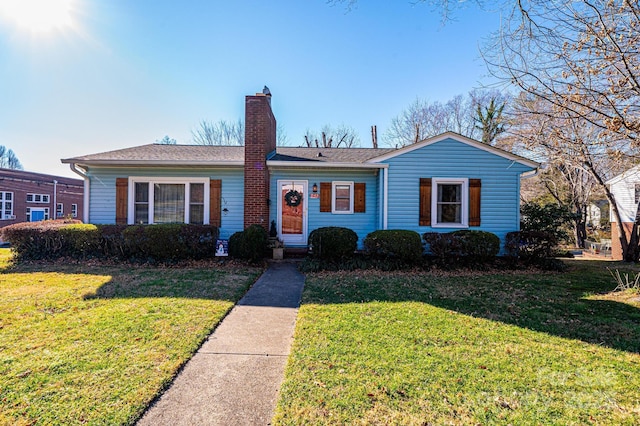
[137,261,305,426]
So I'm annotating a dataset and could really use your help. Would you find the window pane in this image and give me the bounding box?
[438,204,461,223]
[335,185,350,198]
[190,183,204,203]
[135,205,148,224]
[335,198,351,211]
[439,184,461,202]
[190,205,204,224]
[154,184,185,224]
[135,183,149,202]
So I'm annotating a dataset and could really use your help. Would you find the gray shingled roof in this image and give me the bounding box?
[272,147,395,163]
[62,144,397,166]
[62,144,245,165]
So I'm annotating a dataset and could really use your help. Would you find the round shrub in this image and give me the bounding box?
[308,227,358,261]
[423,232,462,263]
[363,230,422,264]
[505,230,556,260]
[228,224,268,262]
[451,230,500,262]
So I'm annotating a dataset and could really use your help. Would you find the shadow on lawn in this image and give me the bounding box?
[3,259,255,302]
[305,260,640,354]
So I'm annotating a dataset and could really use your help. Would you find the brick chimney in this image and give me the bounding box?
[244,87,276,229]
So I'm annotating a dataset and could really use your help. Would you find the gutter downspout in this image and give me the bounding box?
[68,163,90,224]
[53,180,58,218]
[383,168,388,229]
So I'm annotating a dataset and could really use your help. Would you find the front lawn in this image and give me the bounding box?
[274,260,640,425]
[0,249,261,425]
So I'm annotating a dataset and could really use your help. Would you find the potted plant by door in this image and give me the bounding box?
[272,238,284,260]
[269,220,284,259]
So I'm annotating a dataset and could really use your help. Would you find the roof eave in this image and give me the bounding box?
[267,160,388,169]
[367,131,540,169]
[61,159,245,167]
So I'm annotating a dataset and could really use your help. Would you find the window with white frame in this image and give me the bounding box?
[332,181,354,214]
[26,193,50,203]
[0,192,13,220]
[431,178,468,227]
[130,178,209,225]
[56,203,64,218]
[71,204,78,218]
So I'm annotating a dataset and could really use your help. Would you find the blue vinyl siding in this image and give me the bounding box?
[269,168,379,247]
[86,167,245,239]
[382,138,534,250]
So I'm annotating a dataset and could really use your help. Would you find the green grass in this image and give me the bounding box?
[274,260,640,425]
[0,249,261,425]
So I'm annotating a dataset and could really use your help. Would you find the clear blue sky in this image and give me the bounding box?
[0,0,501,177]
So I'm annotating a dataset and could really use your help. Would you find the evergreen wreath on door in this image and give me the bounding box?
[284,189,302,207]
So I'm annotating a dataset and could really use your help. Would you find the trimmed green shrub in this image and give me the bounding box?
[1,219,84,260]
[228,224,268,262]
[308,227,358,261]
[2,221,219,262]
[96,224,128,258]
[451,230,500,262]
[58,224,101,257]
[123,224,219,261]
[505,230,557,260]
[363,230,422,264]
[423,232,462,265]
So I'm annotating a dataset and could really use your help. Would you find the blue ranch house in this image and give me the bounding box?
[62,89,538,251]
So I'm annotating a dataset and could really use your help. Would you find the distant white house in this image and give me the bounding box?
[606,166,640,260]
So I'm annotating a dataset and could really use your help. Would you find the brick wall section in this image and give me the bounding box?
[244,93,276,230]
[0,168,84,230]
[611,221,634,260]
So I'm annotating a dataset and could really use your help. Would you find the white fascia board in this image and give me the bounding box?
[605,165,640,185]
[367,131,540,169]
[267,161,388,169]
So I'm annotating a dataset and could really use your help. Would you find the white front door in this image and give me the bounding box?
[277,180,308,246]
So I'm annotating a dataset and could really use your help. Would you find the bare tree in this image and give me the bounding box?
[192,119,289,146]
[156,135,177,145]
[0,145,22,170]
[384,90,509,147]
[192,119,244,146]
[303,124,360,148]
[485,0,640,260]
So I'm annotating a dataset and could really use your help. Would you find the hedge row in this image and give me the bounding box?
[1,220,219,262]
[1,220,560,268]
[306,227,559,270]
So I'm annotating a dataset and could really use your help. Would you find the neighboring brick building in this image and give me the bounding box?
[0,168,84,229]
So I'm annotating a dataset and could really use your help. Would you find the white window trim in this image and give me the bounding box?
[0,191,14,220]
[71,204,78,218]
[127,177,210,225]
[331,181,354,214]
[56,203,64,218]
[27,193,50,204]
[431,178,469,228]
